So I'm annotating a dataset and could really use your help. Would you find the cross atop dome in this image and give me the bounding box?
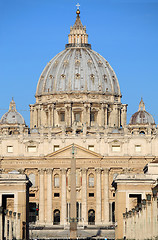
[76,3,80,15]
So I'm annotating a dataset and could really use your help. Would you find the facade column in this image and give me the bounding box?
[81,168,87,224]
[9,211,12,240]
[46,169,53,224]
[4,210,8,240]
[16,213,21,240]
[13,212,16,239]
[103,168,109,224]
[0,207,3,240]
[95,168,102,224]
[61,168,67,225]
[39,169,45,224]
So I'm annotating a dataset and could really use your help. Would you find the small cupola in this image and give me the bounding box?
[129,98,155,125]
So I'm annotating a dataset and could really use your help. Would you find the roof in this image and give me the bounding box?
[0,99,25,125]
[129,98,155,125]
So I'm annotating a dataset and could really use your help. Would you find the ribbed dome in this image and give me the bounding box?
[36,48,121,97]
[0,99,25,125]
[36,11,121,97]
[129,98,155,125]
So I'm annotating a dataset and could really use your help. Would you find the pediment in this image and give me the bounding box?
[46,144,102,159]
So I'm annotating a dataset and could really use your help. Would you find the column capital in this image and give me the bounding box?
[95,168,101,174]
[60,168,67,174]
[9,211,12,216]
[13,212,16,217]
[103,168,109,174]
[81,168,87,174]
[46,168,53,174]
[38,168,45,174]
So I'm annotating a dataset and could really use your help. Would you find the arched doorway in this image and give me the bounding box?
[53,209,60,225]
[88,209,95,225]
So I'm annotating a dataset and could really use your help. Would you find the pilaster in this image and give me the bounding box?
[95,168,102,224]
[60,168,67,225]
[103,168,109,224]
[46,168,53,224]
[81,168,87,225]
[39,169,45,224]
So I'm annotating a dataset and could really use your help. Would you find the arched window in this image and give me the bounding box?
[88,173,94,187]
[53,209,60,225]
[88,209,95,225]
[54,174,59,188]
[140,131,145,135]
[29,173,36,187]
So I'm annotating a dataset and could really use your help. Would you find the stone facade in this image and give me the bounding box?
[113,162,158,239]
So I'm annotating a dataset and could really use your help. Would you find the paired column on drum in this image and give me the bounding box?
[81,168,87,224]
[61,168,67,225]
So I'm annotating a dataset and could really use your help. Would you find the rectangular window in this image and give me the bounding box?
[29,193,35,197]
[112,145,120,152]
[54,145,60,152]
[7,146,13,153]
[88,145,94,151]
[28,146,37,153]
[89,193,94,197]
[74,112,81,122]
[60,112,65,122]
[54,193,60,197]
[135,145,141,152]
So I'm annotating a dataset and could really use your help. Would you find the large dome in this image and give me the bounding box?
[36,48,121,96]
[36,11,121,98]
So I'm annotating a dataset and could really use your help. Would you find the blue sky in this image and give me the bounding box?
[0,0,158,126]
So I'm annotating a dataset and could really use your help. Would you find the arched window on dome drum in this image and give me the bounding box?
[60,112,65,122]
[88,173,94,187]
[90,112,95,122]
[54,174,59,188]
[29,173,36,187]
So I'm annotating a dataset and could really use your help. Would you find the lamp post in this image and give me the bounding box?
[70,144,77,239]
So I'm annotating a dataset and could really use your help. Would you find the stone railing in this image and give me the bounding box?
[0,206,22,240]
[123,192,158,240]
